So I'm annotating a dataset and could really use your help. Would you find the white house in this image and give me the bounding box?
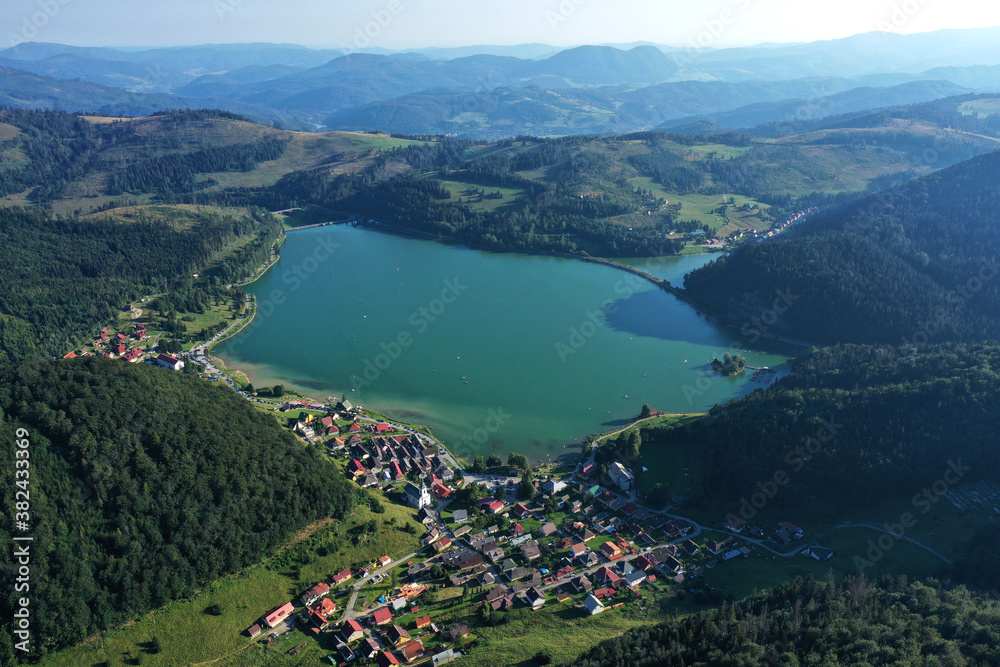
[154,354,184,371]
[583,594,605,616]
[608,462,634,491]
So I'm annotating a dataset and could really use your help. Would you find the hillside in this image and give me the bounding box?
[0,357,355,662]
[0,202,278,363]
[569,576,1000,666]
[659,344,1000,509]
[684,147,1000,345]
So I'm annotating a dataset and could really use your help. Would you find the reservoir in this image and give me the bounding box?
[215,225,797,462]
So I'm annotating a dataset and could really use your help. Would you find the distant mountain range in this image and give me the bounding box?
[0,27,998,137]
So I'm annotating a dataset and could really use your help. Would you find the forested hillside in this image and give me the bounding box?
[654,344,1000,507]
[0,204,278,363]
[0,357,355,663]
[684,148,1000,345]
[569,576,1000,666]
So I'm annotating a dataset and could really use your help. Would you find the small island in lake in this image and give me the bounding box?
[711,352,748,376]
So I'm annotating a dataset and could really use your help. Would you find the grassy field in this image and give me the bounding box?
[959,97,1000,118]
[40,500,423,667]
[429,173,528,212]
[200,131,426,192]
[627,178,771,235]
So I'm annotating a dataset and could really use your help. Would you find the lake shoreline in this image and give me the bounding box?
[213,221,800,460]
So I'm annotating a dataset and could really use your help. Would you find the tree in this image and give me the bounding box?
[508,452,529,469]
[518,469,536,501]
[272,384,285,397]
[486,453,503,468]
[472,456,487,473]
[640,403,652,419]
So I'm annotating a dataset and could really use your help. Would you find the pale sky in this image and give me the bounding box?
[3,0,1000,50]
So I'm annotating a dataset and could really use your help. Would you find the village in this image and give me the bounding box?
[61,321,186,372]
[238,400,829,666]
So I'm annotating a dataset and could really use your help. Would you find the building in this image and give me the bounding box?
[301,582,330,606]
[542,479,567,495]
[154,353,184,371]
[399,639,424,663]
[403,480,432,510]
[625,570,646,587]
[385,625,411,646]
[415,615,432,630]
[804,546,834,561]
[452,509,468,523]
[371,606,393,626]
[583,594,605,615]
[571,575,593,593]
[245,624,262,638]
[340,619,365,643]
[539,522,558,537]
[608,462,634,491]
[599,541,623,561]
[376,651,401,667]
[333,568,353,585]
[263,602,294,628]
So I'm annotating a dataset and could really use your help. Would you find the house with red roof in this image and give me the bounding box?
[348,422,363,433]
[376,650,401,667]
[432,482,452,499]
[374,422,391,434]
[415,615,431,629]
[512,503,530,518]
[484,500,504,515]
[262,602,294,628]
[332,568,353,585]
[348,459,367,477]
[340,619,364,643]
[308,598,337,628]
[594,566,621,586]
[399,639,424,663]
[371,606,392,626]
[301,582,330,606]
[154,353,184,371]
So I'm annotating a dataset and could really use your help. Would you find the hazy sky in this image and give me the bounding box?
[3,0,1000,50]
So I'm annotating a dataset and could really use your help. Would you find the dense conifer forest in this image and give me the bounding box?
[684,150,1000,345]
[0,204,278,363]
[648,344,1000,507]
[0,357,355,662]
[569,576,1000,666]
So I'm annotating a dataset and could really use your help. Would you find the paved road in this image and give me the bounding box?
[338,548,428,622]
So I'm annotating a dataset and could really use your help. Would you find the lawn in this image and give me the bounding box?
[959,97,1000,118]
[39,500,423,667]
[627,178,771,235]
[428,173,528,212]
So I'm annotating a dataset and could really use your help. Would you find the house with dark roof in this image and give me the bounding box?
[384,624,410,646]
[376,651,401,667]
[571,575,593,593]
[804,546,834,561]
[340,619,365,643]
